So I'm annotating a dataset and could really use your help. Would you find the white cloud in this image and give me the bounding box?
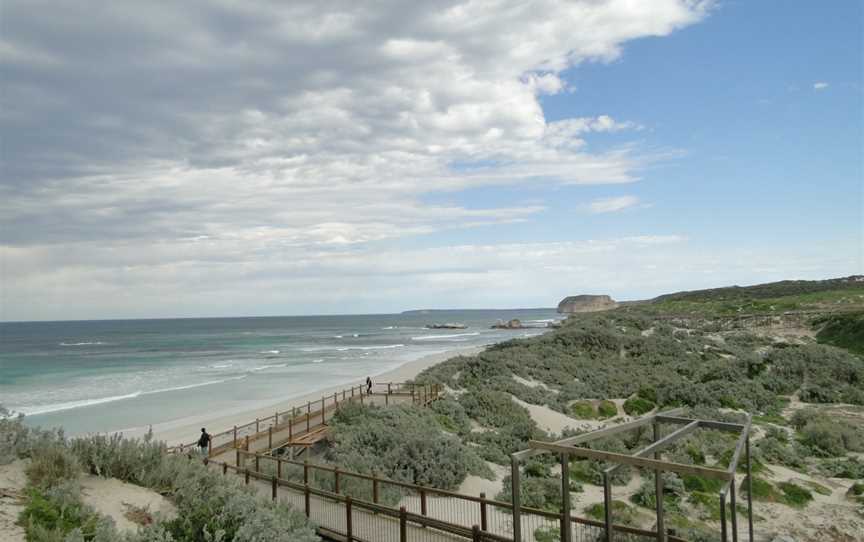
[588,195,640,213]
[813,82,829,90]
[0,0,716,319]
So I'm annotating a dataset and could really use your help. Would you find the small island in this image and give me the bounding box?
[425,323,468,329]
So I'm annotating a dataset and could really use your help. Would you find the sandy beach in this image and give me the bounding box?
[130,345,484,446]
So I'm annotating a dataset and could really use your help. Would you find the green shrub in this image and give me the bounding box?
[682,474,723,493]
[570,401,595,419]
[583,500,636,525]
[741,476,782,502]
[18,482,108,541]
[819,457,864,479]
[630,473,684,510]
[430,397,471,436]
[326,403,491,489]
[597,400,618,418]
[26,445,81,489]
[497,473,564,512]
[622,397,655,416]
[777,481,813,508]
[69,430,165,485]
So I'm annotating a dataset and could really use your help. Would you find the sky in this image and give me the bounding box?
[0,0,861,321]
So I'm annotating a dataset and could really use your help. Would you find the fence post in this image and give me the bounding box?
[480,492,488,531]
[346,496,353,542]
[334,467,341,494]
[473,525,482,542]
[321,397,325,422]
[255,454,259,473]
[352,386,355,398]
[373,475,380,503]
[342,389,346,401]
[289,417,293,442]
[255,417,259,433]
[245,469,250,485]
[236,449,240,468]
[272,476,277,501]
[268,426,272,449]
[277,458,282,479]
[222,463,227,476]
[420,487,427,517]
[385,393,389,406]
[304,460,309,485]
[244,435,249,451]
[399,506,407,542]
[233,425,237,447]
[388,382,392,395]
[305,485,311,517]
[275,411,279,426]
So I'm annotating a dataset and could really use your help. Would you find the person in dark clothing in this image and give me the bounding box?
[365,376,372,394]
[197,427,211,455]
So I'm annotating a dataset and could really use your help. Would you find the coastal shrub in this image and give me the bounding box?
[496,473,568,512]
[777,481,813,508]
[597,400,618,418]
[26,445,82,489]
[570,401,595,419]
[815,312,864,355]
[326,402,491,489]
[629,473,684,510]
[791,409,864,457]
[466,420,544,465]
[818,457,864,479]
[430,397,471,436]
[622,397,654,416]
[459,390,533,429]
[18,481,109,541]
[0,406,66,465]
[584,500,637,525]
[69,430,165,485]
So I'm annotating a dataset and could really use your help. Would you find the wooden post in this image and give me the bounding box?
[420,487,427,517]
[480,492,488,531]
[352,386,355,397]
[305,485,311,517]
[561,453,572,542]
[746,437,754,542]
[399,506,407,542]
[245,469,250,485]
[342,389,346,401]
[730,477,738,542]
[334,467,341,494]
[388,382,392,395]
[289,417,293,441]
[360,390,364,404]
[304,460,309,485]
[244,435,249,451]
[306,402,311,432]
[236,449,240,468]
[346,496,353,542]
[233,426,237,447]
[373,476,380,503]
[385,393,389,406]
[334,392,338,407]
[603,472,612,542]
[511,456,522,542]
[654,421,666,542]
[321,397,325,422]
[720,492,728,542]
[277,458,282,479]
[473,525,482,542]
[268,426,272,449]
[255,417,259,433]
[255,454,259,472]
[272,476,277,501]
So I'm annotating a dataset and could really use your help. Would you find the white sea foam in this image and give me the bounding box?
[59,341,107,346]
[259,350,280,355]
[333,335,343,339]
[411,332,480,340]
[312,359,324,363]
[335,344,404,351]
[15,392,143,416]
[249,364,287,372]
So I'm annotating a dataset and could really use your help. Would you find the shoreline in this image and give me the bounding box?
[128,345,485,446]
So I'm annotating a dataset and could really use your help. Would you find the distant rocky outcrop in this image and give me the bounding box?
[425,323,467,329]
[557,295,618,314]
[491,318,524,329]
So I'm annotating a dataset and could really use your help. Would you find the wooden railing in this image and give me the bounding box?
[168,382,440,456]
[210,450,686,542]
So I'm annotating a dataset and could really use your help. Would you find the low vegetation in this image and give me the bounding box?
[0,411,319,542]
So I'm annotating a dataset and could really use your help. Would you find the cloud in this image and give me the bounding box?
[588,195,641,214]
[813,82,829,90]
[0,0,715,319]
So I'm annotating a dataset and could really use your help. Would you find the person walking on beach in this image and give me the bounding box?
[197,427,211,455]
[366,376,372,394]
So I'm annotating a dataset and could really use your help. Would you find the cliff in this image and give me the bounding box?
[557,294,618,314]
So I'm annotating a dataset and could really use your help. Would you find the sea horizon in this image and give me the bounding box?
[0,309,560,436]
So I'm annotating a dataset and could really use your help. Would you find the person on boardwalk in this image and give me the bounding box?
[366,376,372,394]
[197,427,211,455]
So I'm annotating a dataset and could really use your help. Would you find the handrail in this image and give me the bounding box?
[169,381,438,454]
[208,457,678,542]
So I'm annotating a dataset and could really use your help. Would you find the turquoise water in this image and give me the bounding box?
[0,310,558,435]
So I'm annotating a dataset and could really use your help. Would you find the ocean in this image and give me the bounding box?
[0,309,559,435]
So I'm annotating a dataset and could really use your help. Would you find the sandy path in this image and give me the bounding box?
[123,346,483,446]
[0,460,27,542]
[80,476,176,533]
